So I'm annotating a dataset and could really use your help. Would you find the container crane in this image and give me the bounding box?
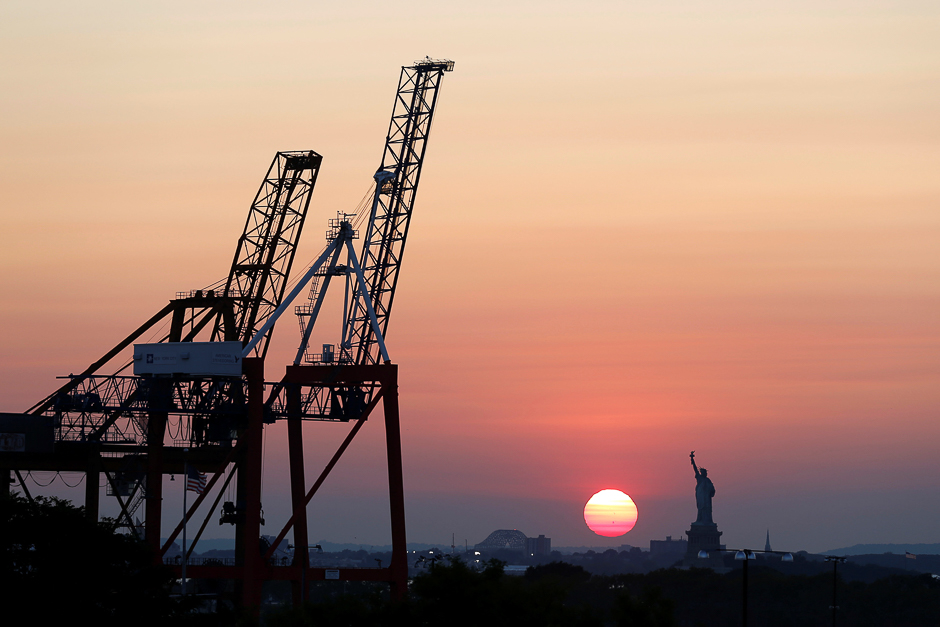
[0,58,454,608]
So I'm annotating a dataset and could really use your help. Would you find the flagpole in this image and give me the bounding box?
[182,447,188,597]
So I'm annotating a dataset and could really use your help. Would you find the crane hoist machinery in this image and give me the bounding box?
[0,57,454,608]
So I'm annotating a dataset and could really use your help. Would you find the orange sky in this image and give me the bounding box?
[1,1,938,553]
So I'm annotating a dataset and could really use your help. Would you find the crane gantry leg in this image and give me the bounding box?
[286,384,309,605]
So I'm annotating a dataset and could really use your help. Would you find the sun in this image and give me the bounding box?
[583,489,638,537]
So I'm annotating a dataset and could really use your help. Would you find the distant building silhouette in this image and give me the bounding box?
[475,529,550,555]
[526,534,551,556]
[765,529,772,553]
[475,529,528,552]
[650,535,687,562]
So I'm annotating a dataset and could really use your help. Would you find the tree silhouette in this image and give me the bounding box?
[1,494,184,626]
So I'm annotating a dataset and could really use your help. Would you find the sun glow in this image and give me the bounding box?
[583,489,638,537]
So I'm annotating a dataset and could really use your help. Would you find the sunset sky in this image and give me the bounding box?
[1,1,938,553]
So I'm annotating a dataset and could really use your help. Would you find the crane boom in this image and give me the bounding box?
[214,151,322,358]
[343,59,454,365]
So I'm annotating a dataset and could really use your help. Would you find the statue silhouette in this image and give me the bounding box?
[690,451,716,525]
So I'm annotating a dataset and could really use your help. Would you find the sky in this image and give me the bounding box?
[0,1,938,554]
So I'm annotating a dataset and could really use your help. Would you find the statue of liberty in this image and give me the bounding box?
[690,451,716,525]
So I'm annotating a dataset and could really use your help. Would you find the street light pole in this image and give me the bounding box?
[741,552,748,627]
[735,550,760,627]
[824,556,846,627]
[698,548,793,627]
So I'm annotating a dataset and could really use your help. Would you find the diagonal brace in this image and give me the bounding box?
[344,239,391,363]
[262,389,383,562]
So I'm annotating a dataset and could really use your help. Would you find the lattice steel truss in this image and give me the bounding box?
[343,59,453,366]
[31,151,321,442]
[214,151,322,359]
[50,373,375,445]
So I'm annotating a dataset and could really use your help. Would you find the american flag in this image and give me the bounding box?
[186,467,207,495]
[905,551,917,559]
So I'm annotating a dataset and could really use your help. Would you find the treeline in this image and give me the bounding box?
[1,494,187,626]
[268,559,940,627]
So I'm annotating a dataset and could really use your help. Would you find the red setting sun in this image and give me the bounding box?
[583,489,638,537]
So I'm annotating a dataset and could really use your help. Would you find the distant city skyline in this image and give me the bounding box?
[167,535,940,558]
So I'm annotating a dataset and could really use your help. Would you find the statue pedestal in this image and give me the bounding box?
[685,522,723,561]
